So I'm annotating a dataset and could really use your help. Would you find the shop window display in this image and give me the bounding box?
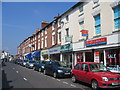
[106,48,120,74]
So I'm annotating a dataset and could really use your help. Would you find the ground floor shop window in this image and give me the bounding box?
[50,54,60,61]
[42,55,48,61]
[76,52,83,63]
[106,48,120,73]
[32,57,40,61]
[94,50,104,63]
[85,52,94,62]
[62,53,72,68]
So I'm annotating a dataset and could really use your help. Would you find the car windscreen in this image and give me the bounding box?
[54,61,68,67]
[24,60,28,62]
[89,64,109,72]
[42,61,46,64]
[29,61,35,63]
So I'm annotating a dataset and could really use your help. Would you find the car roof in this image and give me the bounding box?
[77,62,100,64]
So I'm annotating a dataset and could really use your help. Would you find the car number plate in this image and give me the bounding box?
[112,82,120,85]
[64,73,70,75]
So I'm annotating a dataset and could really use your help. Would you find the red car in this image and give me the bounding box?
[72,62,120,90]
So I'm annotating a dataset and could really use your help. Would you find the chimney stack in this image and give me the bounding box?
[41,21,49,28]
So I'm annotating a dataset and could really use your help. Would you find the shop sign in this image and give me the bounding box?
[94,51,100,63]
[86,37,107,47]
[108,54,116,59]
[49,47,60,54]
[81,30,88,36]
[41,51,48,55]
[60,44,73,52]
[65,36,72,42]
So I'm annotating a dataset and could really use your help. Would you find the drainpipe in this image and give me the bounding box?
[104,49,106,66]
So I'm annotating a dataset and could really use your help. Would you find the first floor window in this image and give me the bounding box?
[94,15,101,34]
[113,6,120,29]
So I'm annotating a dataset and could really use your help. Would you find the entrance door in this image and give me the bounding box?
[85,52,93,62]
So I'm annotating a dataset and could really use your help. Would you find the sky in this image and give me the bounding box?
[2,2,77,55]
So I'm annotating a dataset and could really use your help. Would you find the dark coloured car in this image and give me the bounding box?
[25,60,36,69]
[43,60,71,78]
[33,60,47,72]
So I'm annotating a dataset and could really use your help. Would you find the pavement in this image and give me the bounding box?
[2,62,92,89]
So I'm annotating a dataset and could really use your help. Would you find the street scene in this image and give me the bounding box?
[1,0,120,90]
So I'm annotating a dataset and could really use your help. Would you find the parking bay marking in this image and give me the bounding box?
[56,79,60,82]
[23,78,27,81]
[70,84,76,87]
[63,81,69,85]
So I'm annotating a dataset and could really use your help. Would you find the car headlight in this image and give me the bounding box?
[58,70,63,73]
[102,77,109,81]
[41,66,44,68]
[30,64,33,66]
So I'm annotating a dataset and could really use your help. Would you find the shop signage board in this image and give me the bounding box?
[60,44,73,52]
[86,37,107,47]
[41,50,48,55]
[49,46,60,54]
[65,36,72,42]
[81,30,88,36]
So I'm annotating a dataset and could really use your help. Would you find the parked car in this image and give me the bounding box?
[72,62,120,90]
[43,60,71,78]
[16,59,22,65]
[33,60,47,72]
[13,59,19,64]
[25,60,36,69]
[21,60,28,66]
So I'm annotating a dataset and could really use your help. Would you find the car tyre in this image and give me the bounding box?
[72,75,77,83]
[39,68,42,72]
[44,70,47,75]
[33,67,36,70]
[53,72,57,78]
[91,80,98,90]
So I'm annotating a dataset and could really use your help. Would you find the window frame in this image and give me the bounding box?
[94,15,101,35]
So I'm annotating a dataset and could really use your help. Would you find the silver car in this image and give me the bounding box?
[25,61,36,69]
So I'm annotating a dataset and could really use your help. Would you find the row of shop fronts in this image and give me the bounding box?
[20,32,120,73]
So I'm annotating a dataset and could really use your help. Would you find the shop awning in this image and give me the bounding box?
[32,51,40,57]
[25,53,32,60]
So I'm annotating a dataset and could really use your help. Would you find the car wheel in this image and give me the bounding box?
[39,68,42,72]
[53,72,57,78]
[44,70,47,75]
[33,67,36,70]
[72,75,77,83]
[91,80,98,90]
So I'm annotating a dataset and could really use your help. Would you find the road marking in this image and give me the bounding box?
[56,79,60,81]
[13,68,15,69]
[51,77,55,80]
[63,81,69,85]
[70,84,76,87]
[16,71,18,73]
[23,78,27,81]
